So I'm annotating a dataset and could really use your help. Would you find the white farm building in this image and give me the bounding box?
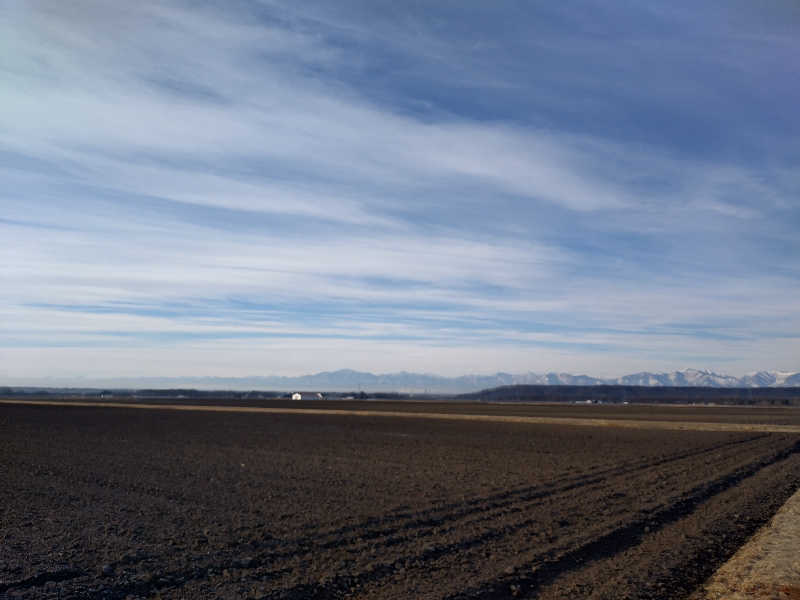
[290,392,324,400]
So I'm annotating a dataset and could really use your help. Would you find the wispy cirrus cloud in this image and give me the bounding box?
[1,0,798,381]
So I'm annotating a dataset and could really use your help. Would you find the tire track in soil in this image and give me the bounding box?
[39,432,763,589]
[291,434,767,542]
[292,434,782,585]
[0,567,86,593]
[282,434,771,549]
[142,435,773,571]
[63,435,785,600]
[231,439,796,600]
[443,439,800,600]
[227,434,768,564]
[234,433,776,563]
[345,436,795,598]
[239,437,800,600]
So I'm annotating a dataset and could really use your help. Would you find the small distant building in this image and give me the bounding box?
[291,392,302,401]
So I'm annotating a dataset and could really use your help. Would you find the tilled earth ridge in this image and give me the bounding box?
[1,404,800,599]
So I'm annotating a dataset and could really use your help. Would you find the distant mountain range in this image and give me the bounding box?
[9,368,800,394]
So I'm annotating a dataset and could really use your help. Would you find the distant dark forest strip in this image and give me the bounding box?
[462,385,800,406]
[3,384,800,406]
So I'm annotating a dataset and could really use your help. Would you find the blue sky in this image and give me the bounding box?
[1,1,799,381]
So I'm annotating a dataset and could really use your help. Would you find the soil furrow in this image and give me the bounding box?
[443,439,800,600]
[255,433,770,556]
[144,436,797,599]
[103,433,772,592]
[25,436,784,599]
[0,567,86,593]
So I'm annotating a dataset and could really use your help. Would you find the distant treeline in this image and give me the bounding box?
[4,385,800,406]
[0,387,280,400]
[0,387,415,401]
[461,385,800,406]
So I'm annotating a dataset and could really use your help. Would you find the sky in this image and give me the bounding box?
[1,0,799,383]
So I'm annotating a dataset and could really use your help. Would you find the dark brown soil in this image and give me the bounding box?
[2,403,799,599]
[15,397,800,426]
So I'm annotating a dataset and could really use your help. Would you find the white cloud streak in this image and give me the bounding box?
[1,0,798,380]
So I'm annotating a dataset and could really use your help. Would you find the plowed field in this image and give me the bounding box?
[2,403,800,599]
